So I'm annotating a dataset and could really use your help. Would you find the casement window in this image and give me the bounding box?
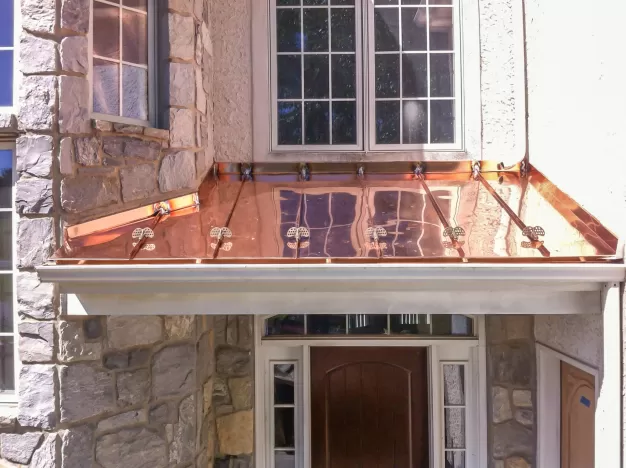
[90,0,156,126]
[257,0,478,156]
[0,0,16,111]
[0,143,15,401]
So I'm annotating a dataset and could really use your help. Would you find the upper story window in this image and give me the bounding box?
[270,0,461,151]
[91,0,155,125]
[0,0,15,110]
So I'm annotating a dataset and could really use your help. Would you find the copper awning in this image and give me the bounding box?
[50,161,619,265]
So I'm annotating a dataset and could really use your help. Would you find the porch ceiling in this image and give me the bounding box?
[48,161,619,265]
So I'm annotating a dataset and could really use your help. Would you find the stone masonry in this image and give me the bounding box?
[487,316,536,468]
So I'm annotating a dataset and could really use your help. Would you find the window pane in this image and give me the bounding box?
[266,314,305,336]
[331,0,354,5]
[402,8,427,51]
[304,55,329,99]
[444,408,465,449]
[275,451,296,468]
[304,0,327,4]
[277,55,302,99]
[429,7,454,50]
[390,314,429,334]
[304,102,330,144]
[0,51,13,107]
[431,53,454,97]
[93,59,120,116]
[0,0,13,47]
[0,276,12,333]
[0,213,12,271]
[376,101,400,144]
[402,54,427,97]
[277,9,301,53]
[122,65,148,120]
[331,55,356,99]
[332,101,356,145]
[123,0,147,11]
[430,100,454,143]
[331,9,355,51]
[348,314,387,334]
[443,364,465,405]
[0,150,11,209]
[94,1,120,59]
[375,54,399,98]
[375,0,398,6]
[122,9,148,65]
[403,100,428,144]
[275,408,295,448]
[278,102,303,145]
[278,0,300,5]
[0,337,14,394]
[374,8,399,51]
[303,9,329,52]
[274,364,295,404]
[445,451,466,468]
[307,315,347,335]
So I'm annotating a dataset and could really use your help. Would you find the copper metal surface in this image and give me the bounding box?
[51,162,619,264]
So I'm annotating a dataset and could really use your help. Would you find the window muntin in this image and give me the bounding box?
[91,0,152,124]
[270,0,461,152]
[0,0,15,109]
[442,363,467,467]
[264,314,474,337]
[272,362,297,467]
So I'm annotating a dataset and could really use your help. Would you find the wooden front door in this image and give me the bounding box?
[561,361,595,468]
[311,347,429,468]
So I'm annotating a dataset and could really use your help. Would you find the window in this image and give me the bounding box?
[272,363,298,467]
[0,143,15,399]
[442,363,467,467]
[270,0,461,151]
[0,0,15,109]
[90,0,155,125]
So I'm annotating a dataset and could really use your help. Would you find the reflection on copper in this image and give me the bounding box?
[51,161,620,265]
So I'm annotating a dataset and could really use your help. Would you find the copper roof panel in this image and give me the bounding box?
[52,163,620,264]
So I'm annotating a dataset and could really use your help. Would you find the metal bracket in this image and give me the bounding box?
[521,225,545,249]
[357,165,365,178]
[240,164,253,181]
[210,227,233,241]
[471,160,481,180]
[286,226,310,250]
[442,226,466,249]
[520,159,529,178]
[299,163,311,182]
[366,226,388,242]
[413,163,425,177]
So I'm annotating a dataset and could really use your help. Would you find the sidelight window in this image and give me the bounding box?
[272,362,298,467]
[442,363,467,467]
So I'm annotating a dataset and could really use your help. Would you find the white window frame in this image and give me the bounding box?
[0,141,18,405]
[252,0,481,161]
[88,0,158,127]
[0,0,20,115]
[254,315,487,468]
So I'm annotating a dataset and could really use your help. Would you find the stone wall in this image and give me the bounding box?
[212,316,254,468]
[486,316,536,468]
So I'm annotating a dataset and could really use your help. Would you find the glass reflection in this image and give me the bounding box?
[0,213,12,272]
[278,102,303,145]
[275,408,295,448]
[0,0,13,48]
[275,451,296,468]
[122,9,148,65]
[274,364,295,404]
[278,55,302,99]
[304,102,330,144]
[303,9,329,52]
[444,408,465,449]
[445,451,465,468]
[0,276,13,333]
[0,150,12,209]
[266,315,305,336]
[93,1,120,59]
[93,59,120,116]
[376,101,400,144]
[307,315,346,335]
[402,8,427,51]
[429,7,454,50]
[443,365,465,405]
[391,314,431,334]
[122,65,148,120]
[277,9,301,52]
[331,9,355,51]
[332,102,356,144]
[375,8,400,51]
[0,51,12,107]
[304,55,329,99]
[0,337,14,393]
[348,314,387,334]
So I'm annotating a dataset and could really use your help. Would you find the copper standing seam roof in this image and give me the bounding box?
[50,161,619,265]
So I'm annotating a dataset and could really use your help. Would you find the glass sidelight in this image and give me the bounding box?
[272,363,298,468]
[442,363,467,468]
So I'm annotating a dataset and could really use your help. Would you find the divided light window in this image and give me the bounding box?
[271,0,460,151]
[91,0,154,125]
[0,0,14,109]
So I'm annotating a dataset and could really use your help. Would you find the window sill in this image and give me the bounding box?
[0,114,18,136]
[92,119,169,141]
[0,403,18,431]
[255,150,470,163]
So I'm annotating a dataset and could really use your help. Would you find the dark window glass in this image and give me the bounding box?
[304,0,327,4]
[0,276,12,333]
[0,150,12,208]
[93,1,120,59]
[303,9,329,52]
[331,9,355,51]
[348,314,388,334]
[331,0,354,4]
[123,0,147,10]
[275,408,296,448]
[304,102,330,144]
[402,8,427,51]
[402,100,428,144]
[274,364,295,404]
[266,315,305,336]
[277,55,302,99]
[0,337,14,394]
[277,9,301,52]
[375,54,400,98]
[432,314,473,335]
[431,100,454,143]
[122,9,148,65]
[430,7,454,50]
[0,0,13,48]
[374,8,399,51]
[278,102,303,145]
[391,314,431,335]
[307,315,347,335]
[402,53,428,97]
[275,452,296,468]
[375,0,398,6]
[430,53,454,97]
[304,55,329,99]
[0,213,12,272]
[278,0,300,5]
[304,193,332,228]
[332,101,357,144]
[0,51,12,107]
[376,101,400,144]
[331,55,356,99]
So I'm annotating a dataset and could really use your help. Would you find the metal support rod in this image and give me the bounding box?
[211,180,247,259]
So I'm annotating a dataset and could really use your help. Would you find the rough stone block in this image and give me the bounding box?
[0,432,43,464]
[61,426,93,468]
[0,114,17,131]
[60,36,88,74]
[16,135,53,178]
[170,63,195,107]
[117,368,150,407]
[59,138,73,175]
[74,137,99,166]
[30,432,57,468]
[20,33,56,74]
[17,364,56,429]
[83,318,103,339]
[169,109,196,147]
[487,316,533,343]
[103,348,150,370]
[151,344,195,398]
[512,390,532,408]
[169,14,195,60]
[238,316,253,349]
[216,411,254,455]
[164,315,195,339]
[124,138,161,160]
[120,164,157,202]
[107,316,163,349]
[61,175,120,213]
[489,343,532,387]
[159,151,196,192]
[149,402,177,425]
[96,428,167,468]
[61,0,90,33]
[60,364,115,422]
[492,421,533,459]
[19,75,56,131]
[196,68,207,114]
[144,128,169,140]
[21,0,55,33]
[60,76,90,134]
[505,457,531,468]
[228,377,252,411]
[216,347,251,377]
[17,272,55,320]
[514,409,533,427]
[16,177,53,214]
[169,0,193,14]
[213,376,231,408]
[97,409,146,432]
[169,395,196,465]
[17,217,55,269]
[492,386,512,423]
[58,320,102,362]
[19,321,55,362]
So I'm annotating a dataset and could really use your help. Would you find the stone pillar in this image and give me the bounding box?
[486,316,536,468]
[213,316,254,468]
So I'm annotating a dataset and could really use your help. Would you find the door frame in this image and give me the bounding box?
[254,315,487,468]
[536,343,600,468]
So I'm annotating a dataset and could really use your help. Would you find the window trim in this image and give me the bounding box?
[88,0,158,127]
[253,0,481,160]
[0,0,20,114]
[0,141,18,404]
